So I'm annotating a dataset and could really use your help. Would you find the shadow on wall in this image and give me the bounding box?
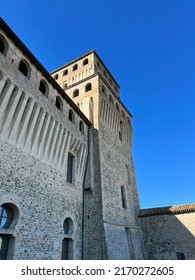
[139,204,195,260]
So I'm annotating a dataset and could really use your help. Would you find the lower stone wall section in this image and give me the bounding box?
[0,139,83,260]
[139,208,195,260]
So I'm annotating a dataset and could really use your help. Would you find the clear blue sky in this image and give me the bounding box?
[1,0,195,208]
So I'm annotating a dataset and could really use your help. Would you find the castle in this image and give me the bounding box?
[0,17,195,260]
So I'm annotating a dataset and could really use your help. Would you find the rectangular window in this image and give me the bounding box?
[67,153,75,184]
[121,186,127,209]
[61,238,73,260]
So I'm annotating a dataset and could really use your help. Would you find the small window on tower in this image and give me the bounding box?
[73,89,79,98]
[54,74,59,80]
[83,58,88,66]
[63,69,68,76]
[72,64,78,71]
[85,83,92,92]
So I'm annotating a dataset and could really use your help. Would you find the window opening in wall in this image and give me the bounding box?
[103,70,107,77]
[67,153,75,184]
[63,219,69,234]
[83,58,88,66]
[18,60,29,78]
[63,69,68,76]
[0,235,10,260]
[0,205,14,229]
[121,186,127,209]
[61,238,73,260]
[72,64,78,71]
[63,218,73,235]
[85,83,92,92]
[0,36,7,55]
[73,89,79,98]
[69,110,75,123]
[0,203,18,260]
[109,78,112,85]
[55,96,63,111]
[39,80,47,96]
[79,121,84,134]
[54,74,58,80]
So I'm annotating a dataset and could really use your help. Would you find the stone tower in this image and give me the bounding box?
[51,51,144,259]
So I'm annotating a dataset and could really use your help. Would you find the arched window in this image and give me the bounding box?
[55,96,63,111]
[63,218,73,235]
[62,218,74,260]
[0,205,14,229]
[73,89,79,98]
[83,58,88,66]
[54,74,58,80]
[0,34,8,55]
[79,121,84,134]
[69,109,75,123]
[72,64,78,71]
[85,83,92,92]
[122,110,125,118]
[0,203,19,260]
[39,80,48,96]
[18,60,30,78]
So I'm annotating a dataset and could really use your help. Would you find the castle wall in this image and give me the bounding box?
[0,24,90,259]
[139,208,195,260]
